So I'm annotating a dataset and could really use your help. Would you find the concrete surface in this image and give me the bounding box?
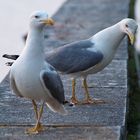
[0,0,130,139]
[0,126,121,140]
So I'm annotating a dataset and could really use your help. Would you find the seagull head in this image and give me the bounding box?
[29,11,54,29]
[120,18,138,45]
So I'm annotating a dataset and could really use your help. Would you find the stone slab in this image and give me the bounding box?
[0,77,127,126]
[0,126,121,140]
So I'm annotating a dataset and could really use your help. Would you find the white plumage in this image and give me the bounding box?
[46,18,138,104]
[10,11,67,134]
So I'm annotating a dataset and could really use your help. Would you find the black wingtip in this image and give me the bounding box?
[5,62,13,66]
[63,100,69,105]
[2,54,19,60]
[2,54,7,57]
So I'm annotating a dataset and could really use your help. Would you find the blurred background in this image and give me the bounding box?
[134,0,140,87]
[0,0,66,82]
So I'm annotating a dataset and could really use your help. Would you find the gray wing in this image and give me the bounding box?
[46,39,103,74]
[40,67,65,104]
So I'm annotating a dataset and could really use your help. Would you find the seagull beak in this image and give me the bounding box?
[127,30,135,45]
[41,18,54,26]
[128,32,135,45]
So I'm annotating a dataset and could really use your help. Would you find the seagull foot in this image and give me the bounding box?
[26,122,44,134]
[81,98,105,104]
[70,97,80,105]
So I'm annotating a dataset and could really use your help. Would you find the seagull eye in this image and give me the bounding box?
[34,15,39,19]
[125,24,128,28]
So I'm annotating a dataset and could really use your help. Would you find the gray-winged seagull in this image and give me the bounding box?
[10,11,67,134]
[46,18,138,104]
[3,18,138,105]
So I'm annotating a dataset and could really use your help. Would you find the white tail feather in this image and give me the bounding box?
[46,98,68,115]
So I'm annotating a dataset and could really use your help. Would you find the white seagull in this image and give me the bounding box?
[3,18,138,105]
[45,18,138,104]
[10,11,67,134]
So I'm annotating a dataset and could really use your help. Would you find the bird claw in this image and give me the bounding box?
[70,97,80,105]
[26,122,44,134]
[70,97,105,105]
[26,128,39,134]
[81,98,105,104]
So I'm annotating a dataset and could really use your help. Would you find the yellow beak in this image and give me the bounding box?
[128,32,135,45]
[42,18,54,26]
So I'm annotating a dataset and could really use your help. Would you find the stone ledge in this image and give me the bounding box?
[0,126,121,140]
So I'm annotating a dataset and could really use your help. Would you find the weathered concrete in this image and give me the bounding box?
[0,0,130,139]
[0,126,121,140]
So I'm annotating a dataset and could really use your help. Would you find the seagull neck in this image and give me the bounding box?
[24,28,45,59]
[93,24,125,51]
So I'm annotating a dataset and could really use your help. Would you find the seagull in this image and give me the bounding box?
[10,11,67,134]
[45,18,138,104]
[3,18,138,105]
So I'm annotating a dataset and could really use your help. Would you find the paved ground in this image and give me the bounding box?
[0,0,130,139]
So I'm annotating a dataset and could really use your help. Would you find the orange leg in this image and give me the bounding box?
[26,101,44,134]
[82,78,105,104]
[70,79,79,104]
